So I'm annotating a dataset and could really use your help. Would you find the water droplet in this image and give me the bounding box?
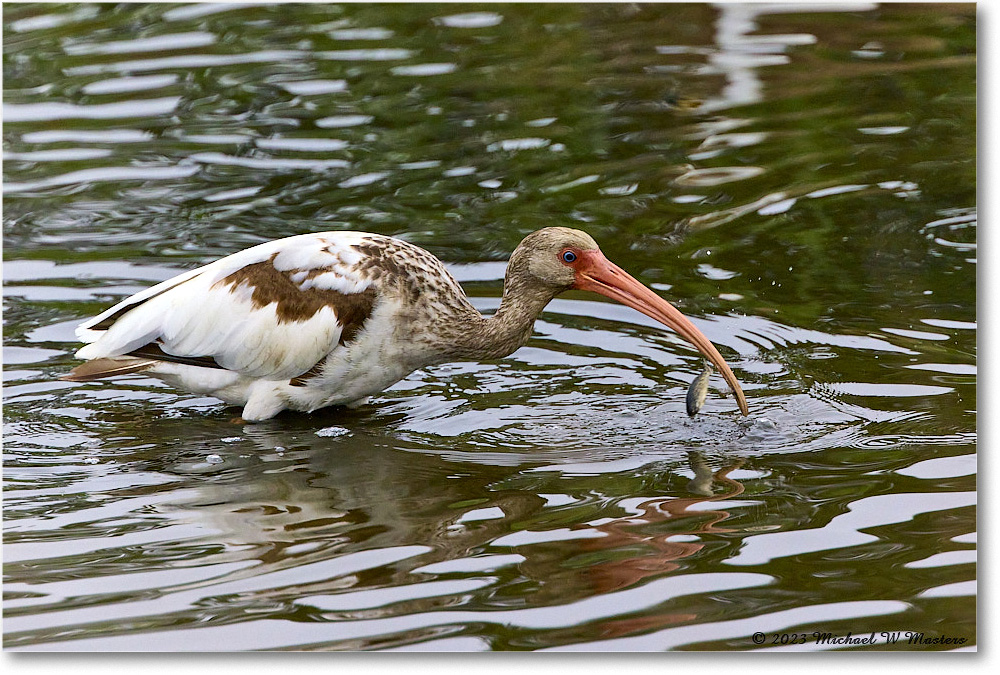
[316,426,351,438]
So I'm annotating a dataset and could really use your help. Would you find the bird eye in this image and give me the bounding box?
[561,250,577,264]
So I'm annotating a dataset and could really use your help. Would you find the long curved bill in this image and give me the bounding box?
[573,249,749,415]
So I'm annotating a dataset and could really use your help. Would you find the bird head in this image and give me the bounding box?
[508,226,600,291]
[509,227,749,415]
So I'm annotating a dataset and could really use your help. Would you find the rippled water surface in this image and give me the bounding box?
[3,3,976,651]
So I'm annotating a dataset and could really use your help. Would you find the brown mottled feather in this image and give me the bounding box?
[212,258,379,386]
[214,259,378,325]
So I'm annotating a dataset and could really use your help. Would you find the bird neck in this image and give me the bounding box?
[453,277,558,360]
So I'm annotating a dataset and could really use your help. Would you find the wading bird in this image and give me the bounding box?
[64,228,749,421]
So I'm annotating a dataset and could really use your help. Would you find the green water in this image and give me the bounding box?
[3,3,975,651]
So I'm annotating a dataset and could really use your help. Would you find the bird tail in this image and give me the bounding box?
[61,357,156,382]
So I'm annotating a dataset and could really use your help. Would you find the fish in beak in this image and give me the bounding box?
[571,248,749,415]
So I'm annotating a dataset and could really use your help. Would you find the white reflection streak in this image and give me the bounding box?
[189,152,349,170]
[162,3,259,21]
[63,31,217,55]
[20,129,153,144]
[82,74,180,95]
[705,4,769,112]
[64,52,307,76]
[704,3,874,113]
[724,491,977,566]
[3,165,199,194]
[3,97,181,122]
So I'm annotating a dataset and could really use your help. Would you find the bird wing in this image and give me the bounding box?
[74,232,380,381]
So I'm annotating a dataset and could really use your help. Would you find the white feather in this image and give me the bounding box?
[308,271,371,294]
[75,232,378,382]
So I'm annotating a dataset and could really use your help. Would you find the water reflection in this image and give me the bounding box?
[702,3,854,113]
[580,453,748,592]
[6,425,769,649]
[5,405,973,650]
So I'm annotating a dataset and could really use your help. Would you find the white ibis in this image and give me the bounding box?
[63,227,749,421]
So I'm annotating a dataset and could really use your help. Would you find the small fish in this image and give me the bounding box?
[686,361,714,418]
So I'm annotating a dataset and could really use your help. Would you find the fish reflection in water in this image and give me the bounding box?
[686,451,718,496]
[575,451,747,637]
[686,361,713,418]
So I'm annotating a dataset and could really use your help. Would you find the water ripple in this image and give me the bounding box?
[4,164,199,194]
[3,97,181,122]
[64,31,217,55]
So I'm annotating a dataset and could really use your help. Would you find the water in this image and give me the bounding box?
[3,3,976,651]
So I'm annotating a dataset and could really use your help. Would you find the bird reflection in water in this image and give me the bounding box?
[135,415,753,642]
